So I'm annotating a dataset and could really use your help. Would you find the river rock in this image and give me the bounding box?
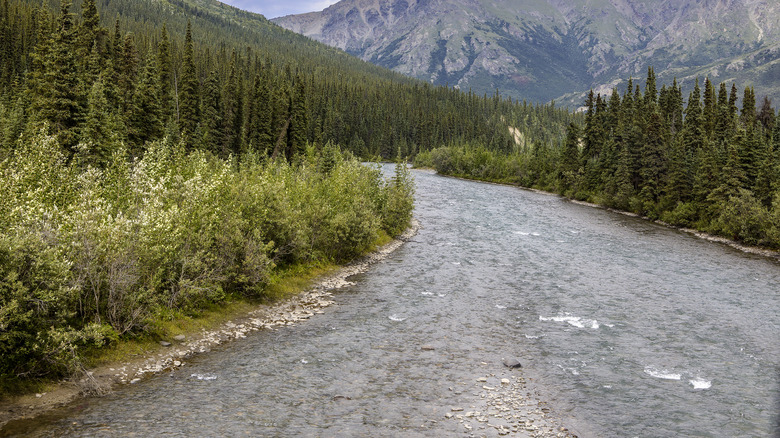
[503,358,522,368]
[173,335,186,342]
[420,344,435,351]
[160,341,172,347]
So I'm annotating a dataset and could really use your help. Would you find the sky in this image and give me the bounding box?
[219,0,341,19]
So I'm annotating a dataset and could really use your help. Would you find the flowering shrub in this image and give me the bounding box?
[0,135,413,382]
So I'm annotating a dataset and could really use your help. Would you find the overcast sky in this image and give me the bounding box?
[219,0,341,19]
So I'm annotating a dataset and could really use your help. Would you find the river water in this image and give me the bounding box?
[8,167,780,437]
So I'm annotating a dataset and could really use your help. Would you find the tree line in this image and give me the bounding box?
[0,0,576,164]
[417,68,780,248]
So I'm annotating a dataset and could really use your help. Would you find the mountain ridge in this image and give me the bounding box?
[273,0,780,106]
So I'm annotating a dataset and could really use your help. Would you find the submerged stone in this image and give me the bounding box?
[503,358,522,368]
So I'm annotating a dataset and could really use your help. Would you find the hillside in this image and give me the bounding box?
[273,0,780,106]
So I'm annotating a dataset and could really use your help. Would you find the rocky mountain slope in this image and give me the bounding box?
[273,0,780,105]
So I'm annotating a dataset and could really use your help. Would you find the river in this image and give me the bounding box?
[7,166,780,437]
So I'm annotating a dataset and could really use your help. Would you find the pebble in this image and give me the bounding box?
[441,368,576,438]
[420,344,435,351]
[159,341,172,347]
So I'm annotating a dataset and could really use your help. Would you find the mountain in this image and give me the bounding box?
[273,0,780,106]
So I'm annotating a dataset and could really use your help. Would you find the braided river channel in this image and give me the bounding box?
[10,166,780,437]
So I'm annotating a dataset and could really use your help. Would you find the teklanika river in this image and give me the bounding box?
[9,166,780,437]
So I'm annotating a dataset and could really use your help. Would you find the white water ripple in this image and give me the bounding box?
[643,366,681,380]
[539,314,600,329]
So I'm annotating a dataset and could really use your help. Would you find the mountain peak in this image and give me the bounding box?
[274,0,780,105]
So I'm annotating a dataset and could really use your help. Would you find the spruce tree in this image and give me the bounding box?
[200,69,222,156]
[286,73,307,160]
[741,86,756,128]
[639,109,666,204]
[117,32,138,114]
[179,21,200,147]
[757,96,775,134]
[33,0,82,151]
[644,66,657,108]
[79,78,119,166]
[702,78,717,138]
[127,55,163,154]
[558,122,581,193]
[157,25,173,123]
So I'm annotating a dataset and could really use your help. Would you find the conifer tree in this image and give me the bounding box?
[200,69,222,156]
[79,78,119,166]
[702,78,717,138]
[127,55,163,154]
[729,83,739,119]
[286,73,307,160]
[157,25,173,123]
[558,122,581,193]
[179,21,200,146]
[757,96,775,134]
[32,0,82,150]
[714,82,734,150]
[667,79,706,203]
[639,109,666,204]
[741,86,756,128]
[644,66,657,108]
[117,32,138,114]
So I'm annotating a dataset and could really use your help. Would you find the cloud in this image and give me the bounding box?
[220,0,340,18]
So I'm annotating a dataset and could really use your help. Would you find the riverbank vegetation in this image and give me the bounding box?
[0,0,427,390]
[0,132,414,388]
[416,69,780,249]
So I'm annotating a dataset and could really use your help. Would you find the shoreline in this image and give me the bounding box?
[0,220,420,431]
[427,169,780,261]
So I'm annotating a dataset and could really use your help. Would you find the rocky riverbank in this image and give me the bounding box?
[0,220,420,431]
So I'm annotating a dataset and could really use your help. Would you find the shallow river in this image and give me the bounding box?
[10,166,780,437]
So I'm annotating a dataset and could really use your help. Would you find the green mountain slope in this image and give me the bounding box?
[2,0,577,162]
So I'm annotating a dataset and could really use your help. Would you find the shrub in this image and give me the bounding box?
[0,134,414,382]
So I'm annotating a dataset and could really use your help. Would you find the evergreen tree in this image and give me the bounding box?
[558,122,581,193]
[157,24,173,123]
[714,82,735,150]
[702,78,717,138]
[117,32,138,114]
[644,66,657,108]
[741,86,756,128]
[179,21,200,147]
[729,83,739,119]
[31,0,82,150]
[639,109,666,204]
[286,73,307,160]
[79,77,119,166]
[127,55,163,154]
[200,69,222,155]
[757,96,775,134]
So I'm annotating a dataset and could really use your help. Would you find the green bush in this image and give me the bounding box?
[712,189,772,246]
[0,134,414,382]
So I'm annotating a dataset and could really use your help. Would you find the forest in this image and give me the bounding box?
[416,69,780,248]
[3,0,776,392]
[0,0,575,389]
